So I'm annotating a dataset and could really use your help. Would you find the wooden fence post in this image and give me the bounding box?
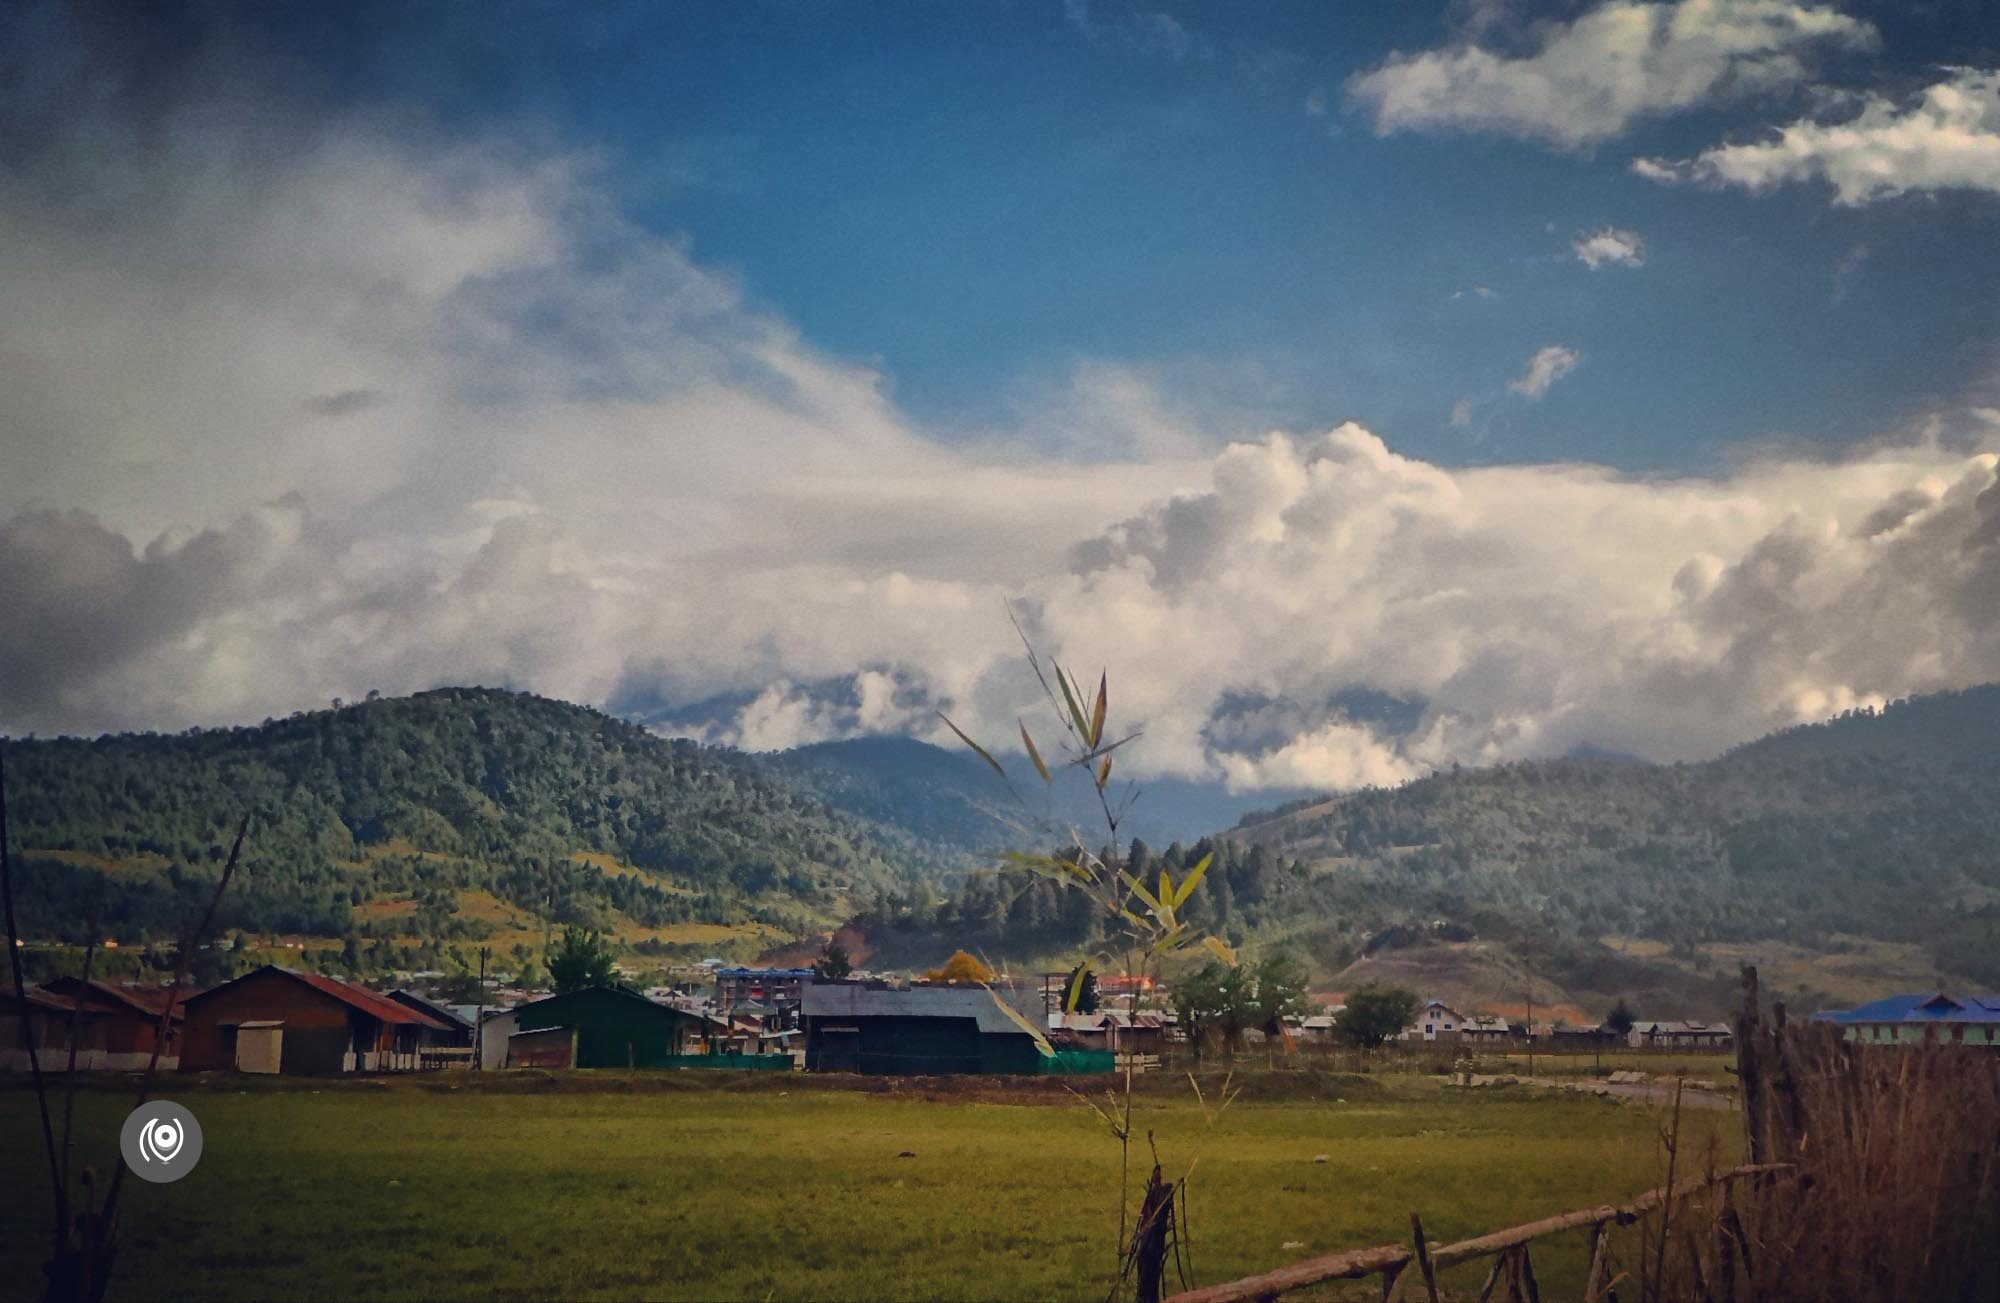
[1736,965,1767,1164]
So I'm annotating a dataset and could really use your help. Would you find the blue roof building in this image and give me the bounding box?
[1811,992,2000,1047]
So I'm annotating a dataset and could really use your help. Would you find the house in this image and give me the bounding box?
[1298,1013,1340,1044]
[180,966,455,1073]
[507,985,713,1068]
[1,985,88,1072]
[1460,1014,1516,1044]
[29,977,185,1070]
[803,981,1054,1074]
[1812,992,2000,1047]
[1400,999,1468,1042]
[386,989,476,1048]
[1552,1025,1623,1049]
[1627,1020,1734,1050]
[715,967,811,1021]
[478,1005,521,1070]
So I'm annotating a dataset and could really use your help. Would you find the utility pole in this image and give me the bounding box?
[474,945,488,1070]
[1526,988,1535,1078]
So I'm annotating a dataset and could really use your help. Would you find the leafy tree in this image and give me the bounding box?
[1604,998,1636,1035]
[1334,984,1418,1049]
[1062,961,1101,1013]
[1248,951,1313,1033]
[923,949,993,983]
[1173,959,1250,1054]
[547,925,618,993]
[812,939,853,979]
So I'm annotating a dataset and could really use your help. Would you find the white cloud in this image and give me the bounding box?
[1033,426,2000,789]
[1688,68,2000,204]
[1347,0,1874,149]
[1630,156,1686,183]
[11,29,2000,801]
[1450,398,1476,427]
[1572,227,1648,269]
[1062,0,1208,63]
[1510,346,1582,398]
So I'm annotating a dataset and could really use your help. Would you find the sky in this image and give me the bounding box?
[5,0,2000,792]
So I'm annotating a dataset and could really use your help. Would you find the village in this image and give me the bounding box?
[5,957,1991,1081]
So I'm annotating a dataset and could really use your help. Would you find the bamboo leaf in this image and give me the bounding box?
[1095,753,1112,790]
[1019,722,1052,784]
[1202,934,1237,965]
[1117,868,1162,912]
[937,711,1006,780]
[1064,959,1093,1014]
[1056,666,1091,743]
[1172,851,1212,908]
[1159,869,1173,913]
[1090,671,1107,748]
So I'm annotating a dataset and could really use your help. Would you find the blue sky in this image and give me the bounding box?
[7,1,2000,787]
[204,0,2000,471]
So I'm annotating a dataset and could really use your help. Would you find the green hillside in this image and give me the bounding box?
[1227,686,2000,989]
[4,688,946,966]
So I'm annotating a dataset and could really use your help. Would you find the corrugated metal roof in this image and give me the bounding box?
[1813,992,2000,1025]
[41,977,187,1020]
[805,983,1051,1050]
[388,989,474,1030]
[188,966,453,1029]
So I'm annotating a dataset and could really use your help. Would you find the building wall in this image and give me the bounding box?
[180,969,356,1072]
[805,1014,980,1074]
[511,989,702,1068]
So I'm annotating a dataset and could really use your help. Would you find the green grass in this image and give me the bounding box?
[1,1075,1738,1301]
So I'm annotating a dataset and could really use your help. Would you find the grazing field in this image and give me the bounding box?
[1,1073,1736,1301]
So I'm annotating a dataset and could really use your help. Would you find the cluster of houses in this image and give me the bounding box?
[10,963,1997,1078]
[1392,999,1736,1050]
[1,963,1071,1077]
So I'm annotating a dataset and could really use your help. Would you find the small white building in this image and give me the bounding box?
[478,1006,521,1070]
[1400,999,1468,1042]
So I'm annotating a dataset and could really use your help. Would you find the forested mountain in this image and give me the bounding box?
[11,682,1999,1002]
[1227,686,2000,986]
[5,688,947,962]
[770,735,1307,857]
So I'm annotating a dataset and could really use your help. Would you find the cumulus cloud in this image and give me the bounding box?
[1509,346,1582,398]
[1572,227,1647,269]
[1685,67,2000,203]
[1347,0,1874,149]
[10,10,2000,801]
[1031,425,2000,789]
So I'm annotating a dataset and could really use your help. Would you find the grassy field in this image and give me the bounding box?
[1,1073,1738,1301]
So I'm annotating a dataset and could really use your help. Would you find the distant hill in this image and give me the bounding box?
[4,688,951,965]
[771,735,1311,856]
[1227,685,2000,992]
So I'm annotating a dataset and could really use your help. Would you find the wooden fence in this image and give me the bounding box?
[1165,1163,1790,1303]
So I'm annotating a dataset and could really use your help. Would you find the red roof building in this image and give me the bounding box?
[180,966,454,1074]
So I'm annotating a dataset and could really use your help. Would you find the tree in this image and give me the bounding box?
[1604,998,1636,1036]
[547,925,618,993]
[1248,951,1313,1034]
[812,939,853,980]
[1334,984,1418,1049]
[1172,959,1252,1055]
[1062,961,1101,1014]
[923,949,993,984]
